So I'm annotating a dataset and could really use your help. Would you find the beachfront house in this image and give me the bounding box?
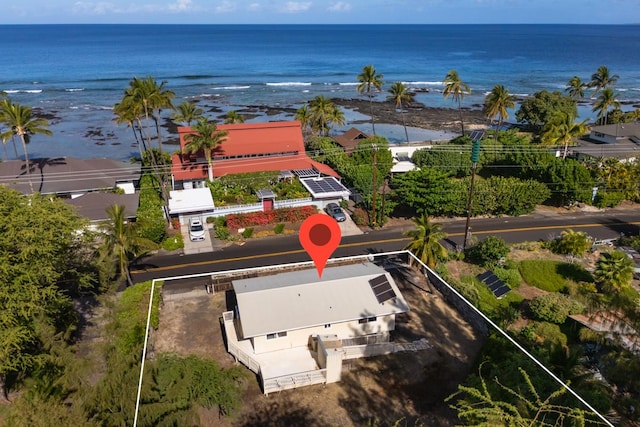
[571,123,640,161]
[222,262,410,393]
[171,120,339,189]
[169,120,348,220]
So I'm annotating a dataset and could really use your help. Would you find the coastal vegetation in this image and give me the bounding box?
[2,62,640,425]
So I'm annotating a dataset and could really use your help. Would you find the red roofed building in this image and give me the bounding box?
[171,121,340,189]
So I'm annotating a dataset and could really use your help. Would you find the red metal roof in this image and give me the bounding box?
[173,121,340,180]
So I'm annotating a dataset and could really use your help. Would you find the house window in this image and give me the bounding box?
[267,331,288,340]
[358,317,377,324]
[324,324,331,328]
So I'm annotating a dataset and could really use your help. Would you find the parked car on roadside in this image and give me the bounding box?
[189,217,206,241]
[324,202,346,222]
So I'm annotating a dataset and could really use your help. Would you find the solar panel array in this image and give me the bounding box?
[302,177,348,194]
[469,130,486,141]
[293,169,319,178]
[368,274,396,304]
[476,271,511,298]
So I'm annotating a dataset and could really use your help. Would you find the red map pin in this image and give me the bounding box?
[299,213,342,278]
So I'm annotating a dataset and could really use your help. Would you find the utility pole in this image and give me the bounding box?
[371,144,378,228]
[463,140,481,249]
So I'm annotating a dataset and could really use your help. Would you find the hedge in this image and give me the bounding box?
[226,205,317,230]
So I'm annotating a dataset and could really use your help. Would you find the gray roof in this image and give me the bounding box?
[0,157,141,195]
[64,192,140,222]
[233,263,409,338]
[573,139,640,159]
[590,123,640,138]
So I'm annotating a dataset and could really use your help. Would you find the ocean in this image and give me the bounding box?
[1,24,639,160]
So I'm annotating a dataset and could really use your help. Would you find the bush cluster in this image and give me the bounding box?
[529,293,585,324]
[467,236,510,267]
[136,175,167,243]
[226,205,317,230]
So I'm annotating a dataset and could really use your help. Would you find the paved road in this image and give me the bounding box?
[131,208,640,284]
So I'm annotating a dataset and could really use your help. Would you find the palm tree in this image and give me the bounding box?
[183,118,228,181]
[309,95,334,136]
[404,214,448,269]
[357,64,384,135]
[555,228,591,257]
[327,104,345,135]
[387,82,414,142]
[295,104,313,138]
[588,65,619,97]
[224,110,245,124]
[0,100,52,193]
[565,76,586,100]
[100,204,156,287]
[443,70,471,135]
[122,76,175,153]
[116,76,175,204]
[483,85,515,139]
[541,111,588,159]
[172,101,204,126]
[594,250,634,293]
[592,88,621,125]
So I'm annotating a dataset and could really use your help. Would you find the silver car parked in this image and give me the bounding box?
[324,202,346,222]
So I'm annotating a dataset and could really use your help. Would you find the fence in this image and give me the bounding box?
[222,311,261,374]
[262,369,327,395]
[274,197,316,209]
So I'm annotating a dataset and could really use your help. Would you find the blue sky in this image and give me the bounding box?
[2,0,640,24]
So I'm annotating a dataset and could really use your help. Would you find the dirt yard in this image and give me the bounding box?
[154,263,485,426]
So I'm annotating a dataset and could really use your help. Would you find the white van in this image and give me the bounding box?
[188,217,206,241]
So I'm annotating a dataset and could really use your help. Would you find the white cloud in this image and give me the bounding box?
[328,2,351,12]
[247,2,262,12]
[169,0,194,12]
[215,1,236,13]
[72,1,120,15]
[280,1,312,13]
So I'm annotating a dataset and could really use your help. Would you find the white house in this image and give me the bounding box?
[223,262,411,393]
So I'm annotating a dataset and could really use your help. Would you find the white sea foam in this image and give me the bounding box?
[338,82,358,86]
[3,89,43,94]
[65,88,84,92]
[266,82,312,86]
[403,81,444,86]
[211,85,250,90]
[302,89,309,93]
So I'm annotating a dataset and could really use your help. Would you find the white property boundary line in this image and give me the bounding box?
[132,250,614,427]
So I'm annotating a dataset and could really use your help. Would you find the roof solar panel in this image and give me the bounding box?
[301,177,349,195]
[294,169,319,178]
[369,275,396,304]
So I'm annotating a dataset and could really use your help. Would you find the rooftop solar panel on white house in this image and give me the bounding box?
[300,177,350,197]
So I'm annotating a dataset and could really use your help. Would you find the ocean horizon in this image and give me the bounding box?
[1,24,639,160]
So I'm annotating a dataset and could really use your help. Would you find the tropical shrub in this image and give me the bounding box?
[549,229,592,257]
[226,206,317,230]
[593,191,625,208]
[241,227,254,238]
[493,266,522,288]
[274,223,285,234]
[161,233,183,251]
[529,293,584,324]
[351,207,368,226]
[137,174,167,243]
[467,236,510,267]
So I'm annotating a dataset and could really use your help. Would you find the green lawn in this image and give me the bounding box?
[518,260,593,292]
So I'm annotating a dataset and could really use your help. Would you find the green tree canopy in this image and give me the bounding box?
[515,90,578,133]
[0,188,96,394]
[392,167,459,216]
